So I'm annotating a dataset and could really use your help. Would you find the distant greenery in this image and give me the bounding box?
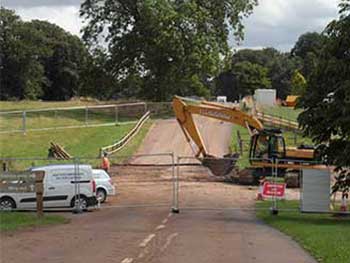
[0,120,152,169]
[0,8,114,101]
[298,1,350,197]
[216,48,301,100]
[256,201,350,263]
[261,106,303,122]
[0,212,67,231]
[80,0,258,101]
[0,100,101,111]
[215,30,325,101]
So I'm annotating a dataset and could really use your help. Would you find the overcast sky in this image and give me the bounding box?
[2,0,340,52]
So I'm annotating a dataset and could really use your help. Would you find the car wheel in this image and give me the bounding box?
[72,196,88,211]
[0,197,16,211]
[96,189,107,203]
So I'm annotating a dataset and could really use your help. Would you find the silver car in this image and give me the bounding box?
[92,169,116,203]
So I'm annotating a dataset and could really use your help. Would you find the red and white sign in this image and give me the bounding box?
[262,182,286,199]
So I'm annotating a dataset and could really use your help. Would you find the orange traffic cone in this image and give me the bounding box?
[340,196,347,212]
[257,185,264,200]
[256,192,264,201]
[256,176,265,201]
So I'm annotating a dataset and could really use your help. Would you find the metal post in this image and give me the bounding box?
[54,110,58,130]
[85,107,88,126]
[271,158,279,215]
[22,111,26,135]
[73,158,83,214]
[172,155,179,213]
[115,106,118,124]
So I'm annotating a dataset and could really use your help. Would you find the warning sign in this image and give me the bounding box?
[262,182,286,198]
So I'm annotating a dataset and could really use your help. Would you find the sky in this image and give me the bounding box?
[1,0,340,52]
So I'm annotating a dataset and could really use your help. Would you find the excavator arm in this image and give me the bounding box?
[173,96,264,158]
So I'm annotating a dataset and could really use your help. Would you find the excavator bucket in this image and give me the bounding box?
[201,153,239,177]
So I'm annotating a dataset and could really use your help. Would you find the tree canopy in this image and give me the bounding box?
[80,0,258,101]
[215,48,300,100]
[298,1,350,195]
[0,7,92,100]
[291,32,325,80]
[291,70,307,96]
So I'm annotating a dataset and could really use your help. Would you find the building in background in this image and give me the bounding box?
[254,89,276,107]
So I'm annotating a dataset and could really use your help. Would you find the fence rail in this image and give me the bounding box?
[0,102,147,134]
[256,111,300,132]
[0,102,175,135]
[100,111,151,156]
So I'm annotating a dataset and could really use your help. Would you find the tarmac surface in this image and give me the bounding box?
[0,118,316,263]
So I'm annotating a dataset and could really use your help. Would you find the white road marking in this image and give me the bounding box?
[156,224,166,230]
[168,212,173,218]
[162,218,168,224]
[121,258,133,263]
[139,233,156,248]
[160,233,178,252]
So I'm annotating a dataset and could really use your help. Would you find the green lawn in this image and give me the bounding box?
[261,105,303,122]
[256,201,350,263]
[0,121,152,169]
[0,105,142,132]
[0,212,67,231]
[0,99,141,111]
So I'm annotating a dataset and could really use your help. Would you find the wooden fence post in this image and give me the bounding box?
[35,171,45,218]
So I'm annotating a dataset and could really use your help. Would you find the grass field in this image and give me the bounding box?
[0,212,68,231]
[256,201,350,263]
[0,99,129,111]
[261,105,303,122]
[0,120,152,169]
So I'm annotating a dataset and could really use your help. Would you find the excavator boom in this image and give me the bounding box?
[173,96,319,176]
[173,96,263,157]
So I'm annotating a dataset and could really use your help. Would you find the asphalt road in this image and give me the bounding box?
[0,118,316,263]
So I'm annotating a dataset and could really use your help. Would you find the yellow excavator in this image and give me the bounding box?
[173,96,323,177]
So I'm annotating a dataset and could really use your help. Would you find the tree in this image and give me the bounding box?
[0,8,91,101]
[233,62,271,97]
[80,0,258,101]
[291,70,307,96]
[291,32,325,80]
[215,60,271,101]
[222,48,300,99]
[0,8,47,99]
[298,1,350,196]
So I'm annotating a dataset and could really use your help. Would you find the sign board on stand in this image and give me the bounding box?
[262,182,286,199]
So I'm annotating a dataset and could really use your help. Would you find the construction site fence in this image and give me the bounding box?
[0,102,174,134]
[1,156,347,215]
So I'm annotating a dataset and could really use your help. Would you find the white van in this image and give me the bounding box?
[0,164,97,211]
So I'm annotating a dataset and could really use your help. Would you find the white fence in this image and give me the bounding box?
[0,102,147,134]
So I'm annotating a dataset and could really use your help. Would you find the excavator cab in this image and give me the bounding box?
[249,129,286,161]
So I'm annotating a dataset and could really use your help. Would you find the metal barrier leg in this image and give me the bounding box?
[270,158,279,215]
[72,158,83,214]
[172,154,179,213]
